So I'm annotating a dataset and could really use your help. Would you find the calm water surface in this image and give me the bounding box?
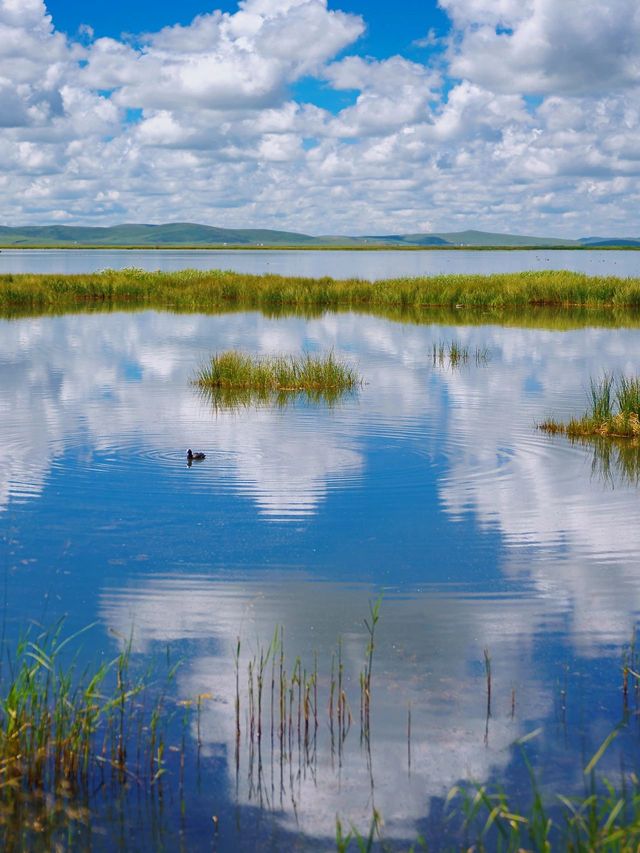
[1,308,640,848]
[1,247,639,278]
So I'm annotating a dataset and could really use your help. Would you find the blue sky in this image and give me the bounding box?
[1,0,639,235]
[46,0,450,59]
[46,0,451,115]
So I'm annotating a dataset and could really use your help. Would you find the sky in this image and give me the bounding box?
[1,0,639,236]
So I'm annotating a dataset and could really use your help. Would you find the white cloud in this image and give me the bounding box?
[442,0,640,96]
[324,56,440,137]
[83,0,364,112]
[0,0,638,234]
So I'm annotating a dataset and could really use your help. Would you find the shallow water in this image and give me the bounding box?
[1,246,639,278]
[2,308,640,848]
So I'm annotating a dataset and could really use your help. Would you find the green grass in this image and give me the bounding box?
[4,270,640,331]
[431,340,490,367]
[338,735,640,852]
[0,622,182,848]
[3,269,640,317]
[540,374,640,438]
[194,350,360,404]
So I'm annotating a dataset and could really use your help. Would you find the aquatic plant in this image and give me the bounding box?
[194,350,360,402]
[336,729,640,852]
[0,622,182,850]
[3,269,640,319]
[5,610,640,850]
[540,373,640,438]
[431,340,490,367]
[234,606,378,773]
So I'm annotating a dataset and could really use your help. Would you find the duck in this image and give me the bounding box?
[187,449,206,462]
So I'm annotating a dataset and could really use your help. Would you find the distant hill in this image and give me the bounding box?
[0,223,635,248]
[0,223,321,247]
[359,234,450,246]
[578,236,640,248]
[427,229,581,247]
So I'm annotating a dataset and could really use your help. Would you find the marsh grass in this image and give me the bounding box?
[194,350,360,403]
[6,280,640,335]
[0,621,185,849]
[6,611,640,850]
[4,269,640,318]
[431,340,490,367]
[442,729,640,853]
[540,374,640,438]
[339,732,640,852]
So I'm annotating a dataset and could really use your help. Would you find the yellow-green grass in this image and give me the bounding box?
[540,375,640,438]
[4,270,640,331]
[194,351,360,403]
[0,625,167,784]
[3,269,640,315]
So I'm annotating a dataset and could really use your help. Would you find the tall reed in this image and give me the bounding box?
[0,622,184,849]
[540,373,640,438]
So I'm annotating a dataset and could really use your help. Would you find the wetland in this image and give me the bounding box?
[1,250,640,849]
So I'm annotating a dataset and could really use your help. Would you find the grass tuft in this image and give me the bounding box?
[194,350,360,404]
[540,374,640,439]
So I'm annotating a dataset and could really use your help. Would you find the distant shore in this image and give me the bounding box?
[1,244,639,251]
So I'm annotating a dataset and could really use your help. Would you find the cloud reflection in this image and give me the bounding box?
[4,310,640,836]
[99,574,553,840]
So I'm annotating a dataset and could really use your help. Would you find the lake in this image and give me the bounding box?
[1,246,639,278]
[2,302,640,848]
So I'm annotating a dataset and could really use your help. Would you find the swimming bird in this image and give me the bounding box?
[187,449,206,462]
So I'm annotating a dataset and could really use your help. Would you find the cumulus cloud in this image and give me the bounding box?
[83,0,364,111]
[442,0,640,96]
[0,0,638,234]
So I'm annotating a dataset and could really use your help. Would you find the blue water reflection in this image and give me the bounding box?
[1,309,640,847]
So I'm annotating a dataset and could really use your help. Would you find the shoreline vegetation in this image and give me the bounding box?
[0,623,180,848]
[3,270,640,320]
[194,350,360,403]
[540,375,640,439]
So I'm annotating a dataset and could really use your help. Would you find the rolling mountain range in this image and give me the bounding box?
[0,223,638,248]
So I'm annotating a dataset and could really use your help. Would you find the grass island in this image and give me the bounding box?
[194,350,360,403]
[540,374,640,438]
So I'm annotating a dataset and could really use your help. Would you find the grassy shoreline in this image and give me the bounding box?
[3,269,640,317]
